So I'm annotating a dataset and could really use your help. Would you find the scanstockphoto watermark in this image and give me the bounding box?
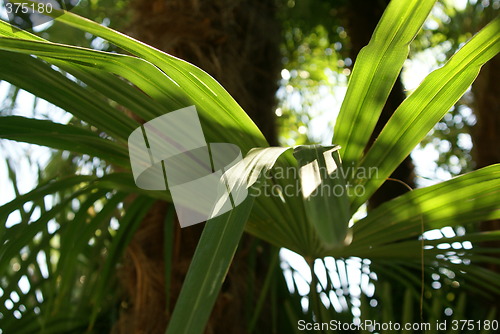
[128,105,378,228]
[261,163,379,181]
[128,106,249,228]
[298,319,435,332]
[250,165,379,198]
[297,319,500,332]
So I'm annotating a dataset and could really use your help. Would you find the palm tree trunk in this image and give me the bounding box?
[114,1,281,333]
[128,0,280,145]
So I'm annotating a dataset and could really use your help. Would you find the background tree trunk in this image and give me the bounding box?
[471,55,500,172]
[471,55,500,276]
[129,0,281,145]
[113,1,281,333]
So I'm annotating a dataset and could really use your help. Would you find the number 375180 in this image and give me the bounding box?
[5,2,53,14]
[451,320,498,331]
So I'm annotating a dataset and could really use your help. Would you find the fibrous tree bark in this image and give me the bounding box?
[113,1,281,333]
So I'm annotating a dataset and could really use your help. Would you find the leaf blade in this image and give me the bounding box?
[353,17,500,209]
[166,197,254,334]
[333,0,436,165]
